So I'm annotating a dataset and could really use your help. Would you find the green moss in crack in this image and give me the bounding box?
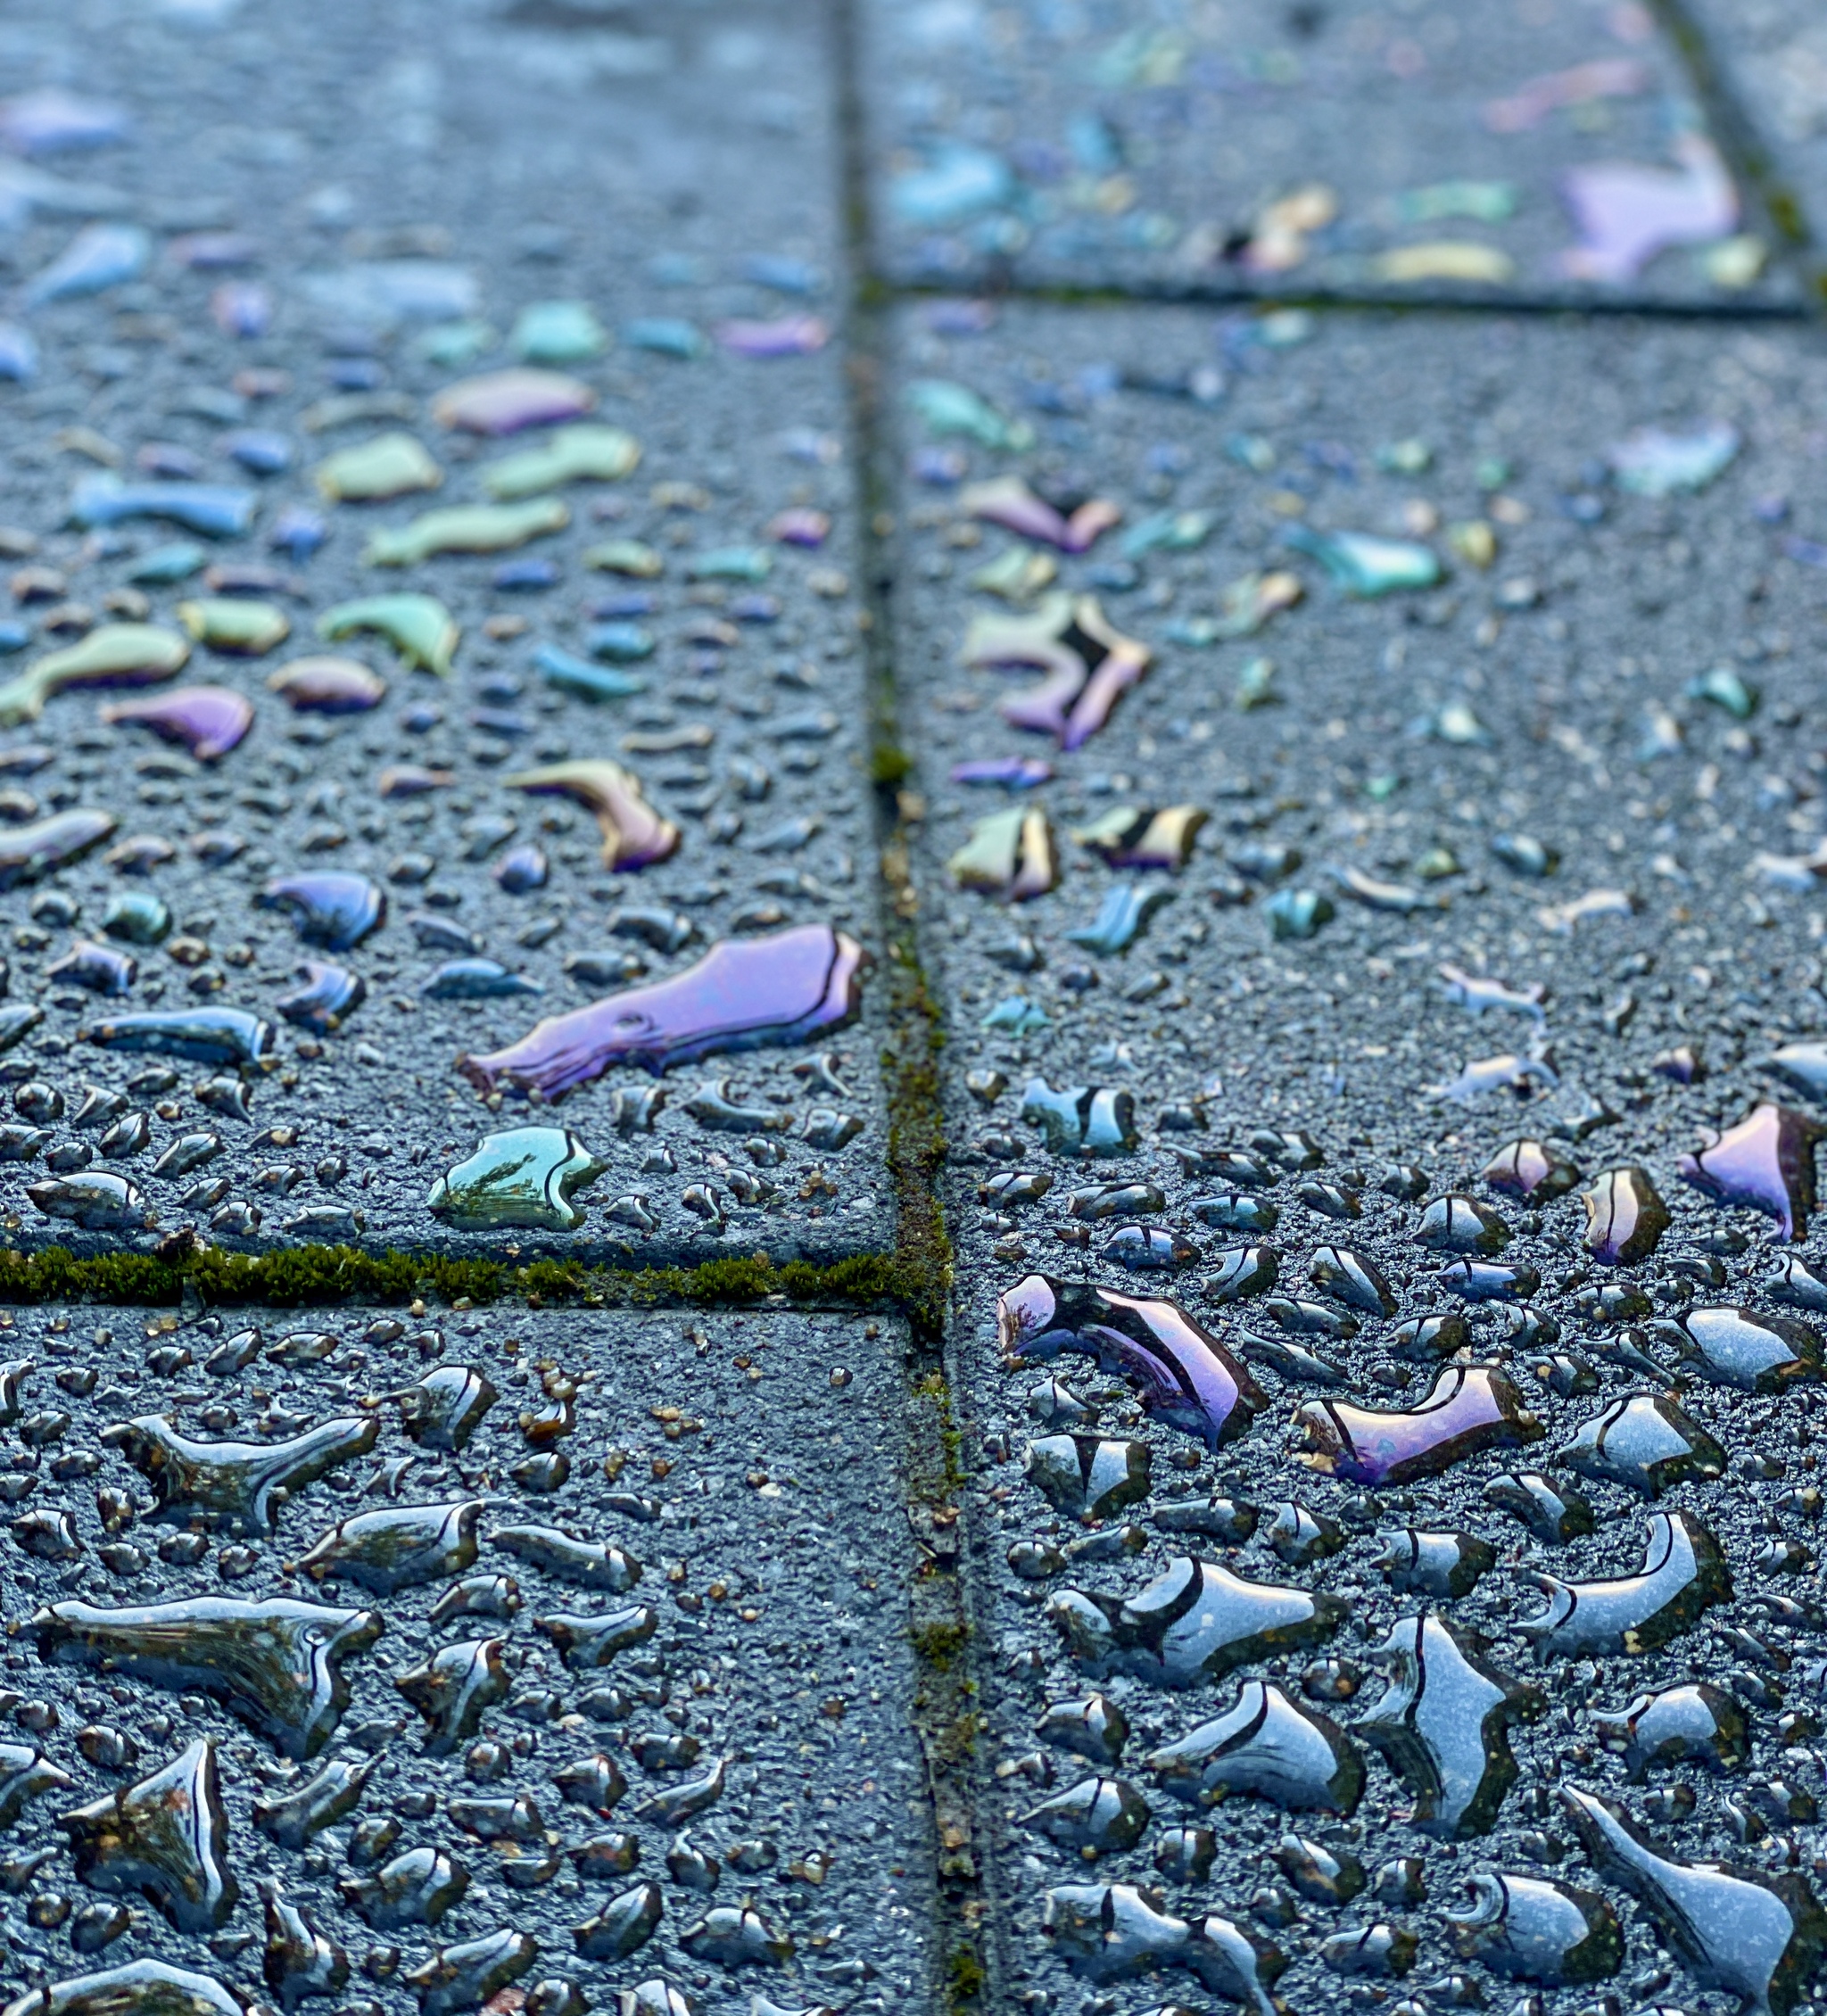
[0,1243,913,1312]
[881,944,953,1338]
[946,1944,986,2004]
[909,1618,970,1672]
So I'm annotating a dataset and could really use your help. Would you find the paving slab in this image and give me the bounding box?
[889,302,1827,2007]
[0,1299,930,2015]
[0,0,892,1268]
[861,0,1801,309]
[0,0,840,277]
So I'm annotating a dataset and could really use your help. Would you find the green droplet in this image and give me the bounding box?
[1235,656,1277,710]
[1447,520,1496,568]
[1212,570,1303,637]
[426,1125,606,1231]
[1433,701,1492,747]
[1120,509,1215,559]
[981,996,1051,1035]
[1286,525,1442,598]
[511,300,607,366]
[621,317,706,359]
[1255,310,1312,349]
[0,624,191,726]
[1686,666,1758,719]
[103,891,171,945]
[1226,434,1276,473]
[1263,887,1335,940]
[583,540,663,579]
[416,320,497,368]
[126,542,207,585]
[969,545,1056,601]
[685,547,770,584]
[314,433,444,504]
[363,498,569,567]
[1376,439,1433,475]
[1701,234,1766,289]
[483,426,641,501]
[1414,847,1460,880]
[1394,179,1517,224]
[906,378,1033,451]
[948,806,1055,898]
[177,598,291,656]
[318,594,459,677]
[535,643,646,703]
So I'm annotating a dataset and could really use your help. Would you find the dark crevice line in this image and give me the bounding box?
[870,269,1815,321]
[1649,0,1824,305]
[829,0,996,2009]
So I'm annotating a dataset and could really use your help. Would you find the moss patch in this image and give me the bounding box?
[0,1241,915,1311]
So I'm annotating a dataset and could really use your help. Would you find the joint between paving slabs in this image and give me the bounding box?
[0,1240,922,1314]
[883,269,1819,323]
[832,0,997,1998]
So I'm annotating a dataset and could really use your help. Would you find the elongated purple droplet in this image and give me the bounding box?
[1679,1102,1824,1242]
[459,923,865,1097]
[431,369,596,436]
[998,1275,1264,1450]
[101,686,253,763]
[715,316,829,359]
[1294,1366,1544,1486]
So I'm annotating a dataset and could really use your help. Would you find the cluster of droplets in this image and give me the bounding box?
[0,70,900,1265]
[0,1300,892,2013]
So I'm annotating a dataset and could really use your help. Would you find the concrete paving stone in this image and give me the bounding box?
[0,0,840,276]
[0,1298,930,2014]
[862,0,1801,307]
[889,302,1827,2008]
[0,0,893,1268]
[1683,0,1827,268]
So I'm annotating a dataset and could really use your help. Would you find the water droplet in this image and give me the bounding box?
[1556,1393,1725,1497]
[36,1597,384,1758]
[1048,1553,1345,1686]
[1592,1683,1749,1780]
[1649,1307,1822,1392]
[1357,1614,1541,1837]
[1679,1103,1823,1242]
[999,1276,1265,1450]
[1581,1167,1670,1265]
[365,498,568,568]
[948,806,1056,899]
[1040,1882,1283,2011]
[432,369,598,436]
[1522,1511,1732,1658]
[341,1845,470,1929]
[1294,1367,1543,1486]
[492,1525,641,1592]
[964,594,1150,749]
[1376,1530,1496,1599]
[1559,1785,1826,2016]
[318,593,458,677]
[1148,1681,1362,1814]
[427,1128,605,1232]
[1447,1871,1624,1986]
[1284,525,1441,597]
